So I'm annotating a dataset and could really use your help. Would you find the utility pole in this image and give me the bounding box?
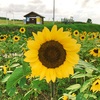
[53,0,55,24]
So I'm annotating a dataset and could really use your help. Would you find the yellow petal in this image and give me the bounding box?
[30,61,42,76]
[24,50,38,58]
[24,56,38,62]
[57,27,63,33]
[55,67,63,78]
[27,40,40,50]
[45,69,51,83]
[67,53,79,64]
[51,25,57,33]
[43,27,51,41]
[37,31,46,43]
[49,69,56,82]
[40,67,47,80]
[32,32,37,40]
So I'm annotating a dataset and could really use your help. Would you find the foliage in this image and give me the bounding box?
[0,25,100,100]
[87,18,92,24]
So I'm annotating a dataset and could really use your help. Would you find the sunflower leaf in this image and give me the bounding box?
[1,74,11,83]
[7,86,16,97]
[80,78,94,92]
[66,84,81,91]
[72,73,93,79]
[78,59,98,71]
[72,73,86,78]
[6,65,31,90]
[23,89,33,100]
[76,93,86,100]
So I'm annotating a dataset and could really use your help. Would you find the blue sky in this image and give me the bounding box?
[0,0,100,24]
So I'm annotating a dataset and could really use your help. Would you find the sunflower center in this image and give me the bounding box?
[82,36,84,39]
[15,37,18,40]
[75,32,78,34]
[21,29,24,31]
[94,49,98,53]
[38,40,66,68]
[95,82,99,85]
[0,36,4,39]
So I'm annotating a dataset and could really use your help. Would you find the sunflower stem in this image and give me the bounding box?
[50,81,56,100]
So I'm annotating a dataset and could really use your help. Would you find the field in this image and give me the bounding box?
[0,19,24,25]
[0,20,100,100]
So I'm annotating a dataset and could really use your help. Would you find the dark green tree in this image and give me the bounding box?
[87,18,92,23]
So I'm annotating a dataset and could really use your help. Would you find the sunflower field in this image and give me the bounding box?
[0,24,100,100]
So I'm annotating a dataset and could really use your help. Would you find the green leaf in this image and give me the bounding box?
[78,59,98,71]
[6,65,31,90]
[85,67,93,74]
[19,77,26,88]
[7,87,16,97]
[10,63,20,68]
[72,73,86,78]
[88,94,97,99]
[72,73,93,79]
[66,84,81,91]
[23,89,33,100]
[76,93,86,100]
[80,78,94,92]
[1,74,11,83]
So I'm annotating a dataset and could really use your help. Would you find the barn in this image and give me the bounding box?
[24,11,45,24]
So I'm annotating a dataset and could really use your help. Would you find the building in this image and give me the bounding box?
[24,11,45,24]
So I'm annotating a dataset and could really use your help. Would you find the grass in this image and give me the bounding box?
[0,19,100,37]
[0,19,24,25]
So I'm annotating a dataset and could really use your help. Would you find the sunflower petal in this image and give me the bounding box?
[49,69,56,82]
[45,69,51,83]
[40,67,47,80]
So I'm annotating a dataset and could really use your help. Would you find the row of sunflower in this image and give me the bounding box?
[0,25,100,100]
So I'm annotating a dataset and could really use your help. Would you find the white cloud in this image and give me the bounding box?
[0,0,100,24]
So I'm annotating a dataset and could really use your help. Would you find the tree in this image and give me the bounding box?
[87,18,92,23]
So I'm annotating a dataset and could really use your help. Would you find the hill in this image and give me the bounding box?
[0,21,100,37]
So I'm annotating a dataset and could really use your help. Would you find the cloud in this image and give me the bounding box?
[81,0,90,7]
[0,3,46,13]
[29,0,42,4]
[95,0,100,3]
[75,0,91,8]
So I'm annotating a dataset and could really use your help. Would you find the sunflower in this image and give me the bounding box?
[0,35,6,41]
[89,48,100,57]
[92,32,97,39]
[62,95,68,100]
[66,28,72,32]
[90,79,100,92]
[73,30,80,37]
[13,35,20,42]
[97,34,100,39]
[2,66,8,74]
[24,25,81,83]
[19,27,26,33]
[1,49,5,54]
[79,34,86,41]
[82,31,87,35]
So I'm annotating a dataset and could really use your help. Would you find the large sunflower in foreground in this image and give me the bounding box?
[24,25,81,83]
[90,79,100,92]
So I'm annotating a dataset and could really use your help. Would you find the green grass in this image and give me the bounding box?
[0,19,100,37]
[0,19,24,25]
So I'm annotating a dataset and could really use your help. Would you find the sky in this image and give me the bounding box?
[0,0,100,24]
